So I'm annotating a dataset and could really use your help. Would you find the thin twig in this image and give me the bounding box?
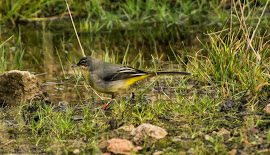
[247,0,269,60]
[204,28,230,35]
[64,0,86,57]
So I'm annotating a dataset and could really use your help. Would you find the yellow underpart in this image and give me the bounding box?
[85,71,90,84]
[123,74,152,89]
[84,70,152,90]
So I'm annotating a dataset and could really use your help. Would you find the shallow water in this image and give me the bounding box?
[1,20,209,104]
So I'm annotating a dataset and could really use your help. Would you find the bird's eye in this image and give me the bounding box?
[79,60,87,66]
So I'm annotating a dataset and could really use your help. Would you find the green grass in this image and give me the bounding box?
[0,0,269,154]
[0,33,25,72]
[1,0,269,32]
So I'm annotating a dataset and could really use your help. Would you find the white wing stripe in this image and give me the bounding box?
[130,73,148,76]
[119,67,137,73]
[119,70,136,73]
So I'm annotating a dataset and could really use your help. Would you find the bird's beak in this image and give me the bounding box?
[71,64,78,68]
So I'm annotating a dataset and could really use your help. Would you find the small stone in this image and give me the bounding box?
[238,150,249,155]
[220,100,235,111]
[229,149,237,155]
[53,102,69,112]
[217,128,230,135]
[118,125,135,132]
[73,149,80,154]
[241,139,252,147]
[263,104,270,114]
[4,120,17,126]
[216,128,231,140]
[99,141,110,150]
[187,148,195,154]
[172,137,181,142]
[178,151,186,155]
[153,151,163,155]
[130,123,167,144]
[204,134,214,143]
[172,136,192,142]
[105,138,142,155]
[10,47,17,52]
[197,131,204,136]
[183,124,190,128]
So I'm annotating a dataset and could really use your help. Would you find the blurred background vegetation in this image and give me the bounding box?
[1,0,269,31]
[1,0,269,71]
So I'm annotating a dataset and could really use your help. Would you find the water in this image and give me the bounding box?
[1,20,211,105]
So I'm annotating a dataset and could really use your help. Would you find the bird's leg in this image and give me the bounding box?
[131,92,135,99]
[112,93,115,99]
[104,93,117,109]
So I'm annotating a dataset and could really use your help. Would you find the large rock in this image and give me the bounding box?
[100,138,142,155]
[0,70,45,106]
[130,123,168,144]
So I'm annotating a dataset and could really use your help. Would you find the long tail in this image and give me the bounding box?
[149,71,192,76]
[124,71,192,87]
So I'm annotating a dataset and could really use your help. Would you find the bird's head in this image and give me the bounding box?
[72,56,92,71]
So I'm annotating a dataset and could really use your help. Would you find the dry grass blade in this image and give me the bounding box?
[64,0,86,57]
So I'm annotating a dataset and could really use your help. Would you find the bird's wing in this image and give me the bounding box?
[103,66,149,81]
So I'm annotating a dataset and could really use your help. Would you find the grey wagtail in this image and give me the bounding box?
[72,56,192,98]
